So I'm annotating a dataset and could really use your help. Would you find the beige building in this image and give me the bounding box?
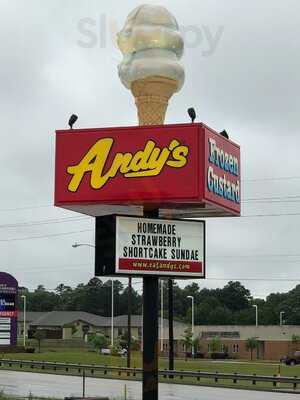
[18,312,300,360]
[192,325,300,360]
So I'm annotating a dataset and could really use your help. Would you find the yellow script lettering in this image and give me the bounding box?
[67,137,189,192]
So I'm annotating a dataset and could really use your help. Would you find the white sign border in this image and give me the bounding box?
[115,215,206,278]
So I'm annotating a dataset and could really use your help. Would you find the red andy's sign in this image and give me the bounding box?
[55,123,240,217]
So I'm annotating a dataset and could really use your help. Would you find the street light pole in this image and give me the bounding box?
[72,242,115,346]
[72,242,95,249]
[280,311,285,326]
[187,295,194,357]
[253,304,258,327]
[21,295,26,348]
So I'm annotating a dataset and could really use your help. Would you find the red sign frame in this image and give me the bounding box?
[55,123,240,217]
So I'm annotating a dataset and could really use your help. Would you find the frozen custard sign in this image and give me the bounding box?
[116,216,205,277]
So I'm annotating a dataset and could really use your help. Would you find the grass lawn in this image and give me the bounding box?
[1,349,298,375]
[1,349,300,392]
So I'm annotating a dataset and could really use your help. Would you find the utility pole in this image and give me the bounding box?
[168,279,174,377]
[187,295,194,357]
[127,277,132,368]
[160,280,164,352]
[143,209,159,400]
[21,295,26,348]
[111,280,114,347]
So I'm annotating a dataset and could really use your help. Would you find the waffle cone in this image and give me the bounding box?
[131,76,178,126]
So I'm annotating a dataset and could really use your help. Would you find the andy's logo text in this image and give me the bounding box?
[67,138,189,192]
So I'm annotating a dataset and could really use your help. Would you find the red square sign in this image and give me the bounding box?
[55,123,240,217]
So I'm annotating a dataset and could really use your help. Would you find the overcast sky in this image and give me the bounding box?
[0,0,300,299]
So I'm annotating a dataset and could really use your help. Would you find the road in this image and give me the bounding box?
[0,370,297,400]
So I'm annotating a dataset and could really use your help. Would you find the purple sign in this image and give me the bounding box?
[0,272,18,346]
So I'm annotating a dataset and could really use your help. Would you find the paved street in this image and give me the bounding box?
[0,370,297,400]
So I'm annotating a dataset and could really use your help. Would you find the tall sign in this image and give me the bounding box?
[0,272,18,346]
[54,4,242,399]
[55,123,240,218]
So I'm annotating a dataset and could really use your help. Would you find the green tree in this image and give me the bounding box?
[55,284,73,310]
[33,330,46,353]
[193,335,202,353]
[220,281,252,312]
[17,279,300,326]
[27,285,59,311]
[88,333,108,353]
[118,331,140,351]
[110,343,122,356]
[119,285,142,315]
[182,327,193,356]
[246,337,258,360]
[209,336,221,352]
[209,306,233,325]
[291,334,300,345]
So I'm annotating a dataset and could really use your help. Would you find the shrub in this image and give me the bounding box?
[25,347,35,353]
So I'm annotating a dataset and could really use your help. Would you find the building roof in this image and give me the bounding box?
[29,311,110,327]
[113,314,186,328]
[18,312,300,342]
[18,312,46,323]
[19,311,186,330]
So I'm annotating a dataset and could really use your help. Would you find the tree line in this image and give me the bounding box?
[18,278,300,325]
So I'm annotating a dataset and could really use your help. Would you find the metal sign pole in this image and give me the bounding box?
[82,368,86,398]
[168,279,174,377]
[143,209,159,400]
[127,276,132,369]
[143,276,159,400]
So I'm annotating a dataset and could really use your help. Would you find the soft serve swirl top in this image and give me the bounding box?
[117,4,185,90]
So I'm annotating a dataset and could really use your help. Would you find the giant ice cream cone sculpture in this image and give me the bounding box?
[117,5,185,125]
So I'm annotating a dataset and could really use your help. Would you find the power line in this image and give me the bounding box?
[0,207,300,242]
[208,211,300,218]
[0,175,299,213]
[241,212,300,218]
[210,254,300,258]
[7,258,300,282]
[0,229,93,242]
[0,216,90,229]
[2,206,300,232]
[6,254,300,279]
[0,204,52,212]
[208,259,300,264]
[243,195,300,202]
[205,277,300,282]
[1,263,91,272]
[244,200,300,204]
[0,209,299,242]
[243,176,300,183]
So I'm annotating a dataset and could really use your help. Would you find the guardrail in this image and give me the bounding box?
[0,359,299,390]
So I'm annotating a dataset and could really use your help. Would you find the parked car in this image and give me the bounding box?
[119,348,127,356]
[285,351,300,365]
[101,348,127,356]
[210,352,229,360]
